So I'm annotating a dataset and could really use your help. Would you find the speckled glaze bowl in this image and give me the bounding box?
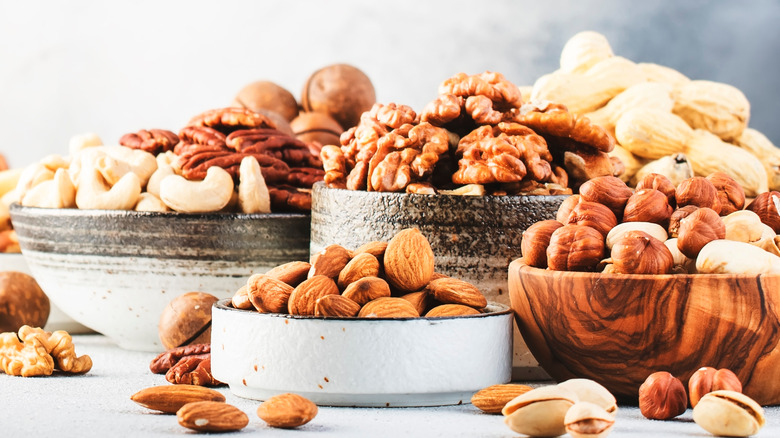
[211,299,513,407]
[9,204,310,351]
[310,182,567,379]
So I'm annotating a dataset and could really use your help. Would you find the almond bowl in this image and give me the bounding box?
[210,299,513,407]
[9,204,310,351]
[508,258,780,405]
[310,182,568,379]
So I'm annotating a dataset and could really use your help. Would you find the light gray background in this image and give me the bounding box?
[1,0,778,169]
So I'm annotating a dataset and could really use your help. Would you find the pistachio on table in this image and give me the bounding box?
[692,390,765,437]
[565,401,615,438]
[502,385,577,437]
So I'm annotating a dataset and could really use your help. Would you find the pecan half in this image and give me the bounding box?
[268,185,312,212]
[187,107,276,134]
[178,126,227,148]
[119,129,180,155]
[174,142,290,183]
[227,128,322,168]
[150,343,211,374]
[165,354,222,387]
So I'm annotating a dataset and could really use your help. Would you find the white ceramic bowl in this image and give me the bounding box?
[10,205,310,351]
[211,299,513,407]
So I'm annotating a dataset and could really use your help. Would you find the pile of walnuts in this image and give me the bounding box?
[321,71,620,196]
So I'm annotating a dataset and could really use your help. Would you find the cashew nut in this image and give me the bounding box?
[696,240,780,275]
[159,166,234,213]
[134,192,169,212]
[102,146,157,188]
[70,146,157,190]
[75,166,141,210]
[10,162,56,204]
[146,162,176,197]
[664,238,696,273]
[21,168,76,209]
[722,210,766,243]
[68,132,103,157]
[606,222,668,250]
[238,156,271,214]
[156,151,179,169]
[39,154,71,172]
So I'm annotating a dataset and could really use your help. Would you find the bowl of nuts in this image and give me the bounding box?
[508,174,780,405]
[211,228,514,407]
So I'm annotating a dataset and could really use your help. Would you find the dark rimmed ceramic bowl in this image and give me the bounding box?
[310,182,568,379]
[9,204,309,351]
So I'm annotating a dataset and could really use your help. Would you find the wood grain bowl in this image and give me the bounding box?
[508,258,780,405]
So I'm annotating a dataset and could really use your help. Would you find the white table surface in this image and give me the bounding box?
[1,334,777,437]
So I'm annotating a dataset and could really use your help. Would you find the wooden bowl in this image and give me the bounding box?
[508,258,780,405]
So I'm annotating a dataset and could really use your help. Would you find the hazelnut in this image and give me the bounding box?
[289,112,344,147]
[0,271,50,332]
[668,205,699,238]
[301,63,376,130]
[635,173,676,208]
[623,189,674,228]
[677,207,726,259]
[521,220,564,268]
[564,200,618,239]
[745,191,780,233]
[232,80,299,122]
[578,176,633,220]
[638,371,688,420]
[555,195,581,223]
[546,225,605,272]
[688,367,743,408]
[675,177,722,214]
[158,292,219,350]
[611,230,674,275]
[706,172,745,215]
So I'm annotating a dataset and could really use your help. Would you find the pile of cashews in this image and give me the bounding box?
[1,133,272,214]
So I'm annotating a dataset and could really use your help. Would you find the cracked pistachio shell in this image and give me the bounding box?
[557,379,618,416]
[564,401,616,438]
[502,385,577,437]
[693,390,765,437]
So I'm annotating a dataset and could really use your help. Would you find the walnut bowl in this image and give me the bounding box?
[9,204,309,351]
[210,299,513,407]
[508,258,780,405]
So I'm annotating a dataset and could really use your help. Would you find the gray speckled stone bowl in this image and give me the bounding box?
[9,204,310,352]
[310,182,568,379]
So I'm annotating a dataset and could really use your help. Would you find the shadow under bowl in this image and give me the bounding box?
[9,204,310,351]
[508,258,780,405]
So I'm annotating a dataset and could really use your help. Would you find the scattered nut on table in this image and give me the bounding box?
[177,400,248,432]
[502,384,578,437]
[470,383,532,414]
[692,390,765,437]
[638,371,687,420]
[564,401,615,438]
[257,393,318,429]
[131,384,225,414]
[0,325,91,377]
[688,366,742,408]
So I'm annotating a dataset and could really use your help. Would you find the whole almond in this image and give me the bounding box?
[399,290,432,315]
[342,276,391,305]
[246,274,294,313]
[288,275,339,315]
[426,277,487,309]
[231,285,252,310]
[383,228,435,292]
[425,304,481,318]
[314,294,361,317]
[471,384,534,414]
[358,297,420,318]
[257,393,318,429]
[177,401,248,432]
[265,261,312,287]
[309,244,351,278]
[130,385,225,414]
[337,253,380,289]
[353,240,389,262]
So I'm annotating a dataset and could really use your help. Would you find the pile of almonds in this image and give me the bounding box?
[521,173,780,275]
[231,228,488,318]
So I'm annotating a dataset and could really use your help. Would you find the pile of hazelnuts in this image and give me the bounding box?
[521,171,779,274]
[638,367,741,420]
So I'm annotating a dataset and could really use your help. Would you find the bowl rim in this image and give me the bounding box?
[312,181,571,201]
[9,203,309,220]
[513,257,780,279]
[213,298,512,322]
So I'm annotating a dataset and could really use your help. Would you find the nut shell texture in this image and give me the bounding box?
[693,390,765,437]
[257,393,318,428]
[383,228,435,292]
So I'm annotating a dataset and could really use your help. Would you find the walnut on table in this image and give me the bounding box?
[0,325,92,377]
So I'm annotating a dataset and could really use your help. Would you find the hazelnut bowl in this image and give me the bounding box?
[9,204,310,351]
[508,258,780,405]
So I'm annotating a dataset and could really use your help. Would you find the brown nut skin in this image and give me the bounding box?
[677,207,726,259]
[635,173,677,208]
[301,63,376,130]
[675,176,722,214]
[563,200,618,239]
[623,188,674,228]
[290,112,344,147]
[579,175,634,220]
[546,224,606,272]
[521,220,564,268]
[556,194,581,223]
[706,172,745,215]
[0,271,50,332]
[257,393,318,429]
[746,191,780,233]
[668,205,699,238]
[232,80,299,122]
[638,371,688,420]
[158,292,219,350]
[688,367,743,408]
[611,230,674,275]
